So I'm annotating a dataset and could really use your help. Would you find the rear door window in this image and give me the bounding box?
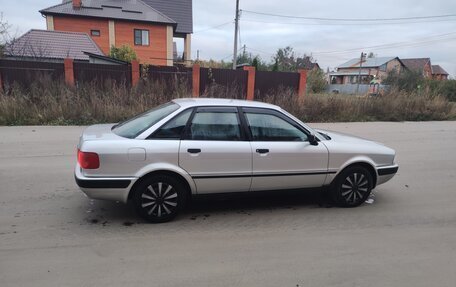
[186,107,242,141]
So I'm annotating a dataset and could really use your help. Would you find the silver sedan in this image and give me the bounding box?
[75,98,398,222]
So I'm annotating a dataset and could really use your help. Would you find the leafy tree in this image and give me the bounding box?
[383,70,424,92]
[251,56,259,70]
[307,68,327,93]
[273,46,296,72]
[109,45,137,63]
[272,46,316,72]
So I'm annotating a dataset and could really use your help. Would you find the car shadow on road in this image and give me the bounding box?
[187,188,331,214]
[82,188,333,225]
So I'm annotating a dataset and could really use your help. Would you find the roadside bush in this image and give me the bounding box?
[306,69,327,93]
[260,88,455,122]
[384,70,456,102]
[383,70,424,92]
[0,76,454,125]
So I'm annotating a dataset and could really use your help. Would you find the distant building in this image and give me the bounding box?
[401,58,432,78]
[330,57,404,84]
[40,0,193,66]
[431,65,449,80]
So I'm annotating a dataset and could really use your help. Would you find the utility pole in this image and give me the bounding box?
[356,52,366,94]
[232,0,240,70]
[197,50,200,61]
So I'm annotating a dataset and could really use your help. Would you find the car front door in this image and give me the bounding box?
[242,108,329,191]
[179,107,252,194]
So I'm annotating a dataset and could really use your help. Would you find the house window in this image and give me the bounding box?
[91,30,101,37]
[134,29,149,46]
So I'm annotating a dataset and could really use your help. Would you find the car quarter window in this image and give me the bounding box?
[245,112,308,142]
[187,108,242,141]
[150,108,193,139]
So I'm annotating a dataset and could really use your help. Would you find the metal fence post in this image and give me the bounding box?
[243,66,255,101]
[298,69,308,99]
[64,58,75,87]
[192,64,200,98]
[131,60,140,87]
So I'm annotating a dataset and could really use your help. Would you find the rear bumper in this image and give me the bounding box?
[74,165,137,203]
[376,164,399,185]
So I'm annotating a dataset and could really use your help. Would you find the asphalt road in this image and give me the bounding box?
[1,122,455,287]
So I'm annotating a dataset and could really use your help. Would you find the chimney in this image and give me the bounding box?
[73,0,82,8]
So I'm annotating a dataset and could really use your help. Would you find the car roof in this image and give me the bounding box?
[172,98,281,110]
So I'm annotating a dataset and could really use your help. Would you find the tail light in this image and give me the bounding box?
[78,149,100,169]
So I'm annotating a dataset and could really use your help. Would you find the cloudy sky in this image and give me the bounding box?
[2,0,455,76]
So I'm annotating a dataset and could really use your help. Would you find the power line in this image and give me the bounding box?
[193,21,233,33]
[241,18,456,26]
[241,10,456,22]
[244,46,274,56]
[311,32,456,55]
[221,46,244,62]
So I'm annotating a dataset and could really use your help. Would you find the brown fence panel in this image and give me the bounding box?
[0,59,64,88]
[199,68,248,99]
[74,62,132,86]
[254,70,300,100]
[142,65,192,92]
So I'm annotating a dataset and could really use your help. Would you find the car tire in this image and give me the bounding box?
[133,174,188,223]
[331,166,373,207]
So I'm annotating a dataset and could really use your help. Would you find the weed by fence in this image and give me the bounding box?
[0,75,454,126]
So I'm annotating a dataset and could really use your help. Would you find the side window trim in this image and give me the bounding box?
[241,107,312,141]
[182,106,247,141]
[237,107,253,141]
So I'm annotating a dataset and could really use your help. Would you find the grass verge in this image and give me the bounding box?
[0,78,455,125]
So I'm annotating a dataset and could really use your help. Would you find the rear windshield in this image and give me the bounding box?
[112,102,180,138]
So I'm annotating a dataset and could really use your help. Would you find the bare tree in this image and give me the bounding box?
[0,12,11,57]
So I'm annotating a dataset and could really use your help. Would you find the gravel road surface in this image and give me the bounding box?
[1,122,455,287]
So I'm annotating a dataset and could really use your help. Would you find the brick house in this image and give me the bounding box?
[330,57,404,84]
[401,58,432,78]
[431,65,449,80]
[40,0,193,66]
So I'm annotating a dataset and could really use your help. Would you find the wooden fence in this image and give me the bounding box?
[141,65,192,91]
[0,58,308,100]
[0,59,64,87]
[255,70,300,100]
[74,62,132,86]
[199,67,248,99]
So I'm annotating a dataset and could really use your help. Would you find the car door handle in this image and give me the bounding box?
[187,148,201,154]
[256,149,269,154]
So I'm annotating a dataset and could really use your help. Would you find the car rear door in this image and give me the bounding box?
[179,107,252,194]
[242,108,329,191]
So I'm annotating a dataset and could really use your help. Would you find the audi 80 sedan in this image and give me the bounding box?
[75,98,398,222]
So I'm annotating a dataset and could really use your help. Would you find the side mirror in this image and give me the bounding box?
[309,134,319,146]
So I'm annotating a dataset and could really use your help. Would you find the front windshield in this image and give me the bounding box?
[112,102,180,138]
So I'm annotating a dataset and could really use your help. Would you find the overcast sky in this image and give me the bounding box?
[2,0,455,76]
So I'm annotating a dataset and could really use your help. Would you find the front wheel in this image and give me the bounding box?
[133,175,187,223]
[331,166,373,207]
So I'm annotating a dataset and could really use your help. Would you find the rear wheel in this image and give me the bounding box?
[133,175,187,223]
[331,166,373,207]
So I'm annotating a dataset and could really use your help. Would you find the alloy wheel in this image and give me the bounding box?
[140,182,178,218]
[341,173,369,204]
